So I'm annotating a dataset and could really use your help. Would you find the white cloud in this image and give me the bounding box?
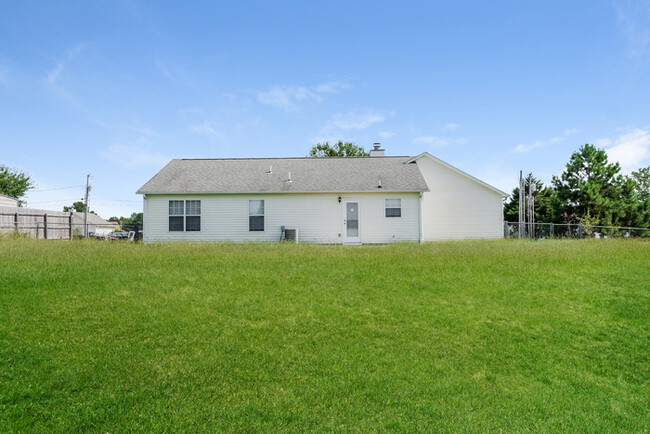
[190,121,220,137]
[604,128,650,173]
[258,86,317,110]
[595,138,612,148]
[313,81,350,94]
[513,141,544,153]
[444,123,460,131]
[46,62,65,85]
[257,81,350,111]
[614,1,650,57]
[455,137,469,145]
[331,110,385,130]
[512,128,576,153]
[413,136,449,147]
[100,140,169,167]
[156,59,198,90]
[379,131,395,138]
[45,43,86,85]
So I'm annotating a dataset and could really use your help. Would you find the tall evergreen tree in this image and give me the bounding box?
[551,144,625,226]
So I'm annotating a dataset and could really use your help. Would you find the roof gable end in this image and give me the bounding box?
[407,152,508,197]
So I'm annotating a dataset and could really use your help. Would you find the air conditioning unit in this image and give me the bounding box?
[284,228,298,243]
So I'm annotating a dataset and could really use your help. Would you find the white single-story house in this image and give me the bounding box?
[71,211,116,237]
[0,194,19,207]
[136,146,507,244]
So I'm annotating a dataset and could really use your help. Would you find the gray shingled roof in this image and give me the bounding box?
[136,157,429,194]
[71,212,113,226]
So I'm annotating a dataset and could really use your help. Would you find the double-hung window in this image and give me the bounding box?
[385,198,401,218]
[249,200,264,231]
[169,200,201,231]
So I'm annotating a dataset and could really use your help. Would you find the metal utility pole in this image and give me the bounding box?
[83,174,90,237]
[528,181,536,239]
[518,171,524,238]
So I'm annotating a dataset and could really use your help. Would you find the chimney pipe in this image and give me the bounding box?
[370,142,385,157]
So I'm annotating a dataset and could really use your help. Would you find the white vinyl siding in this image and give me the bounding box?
[416,156,503,241]
[0,195,19,207]
[143,193,420,244]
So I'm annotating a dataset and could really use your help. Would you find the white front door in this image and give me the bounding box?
[343,201,361,244]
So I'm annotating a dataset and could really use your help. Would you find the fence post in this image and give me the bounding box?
[44,214,48,240]
[69,213,73,240]
[550,223,554,238]
[14,212,18,232]
[504,221,508,238]
[578,223,584,239]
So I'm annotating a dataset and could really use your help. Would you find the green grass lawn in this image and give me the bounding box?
[0,238,648,432]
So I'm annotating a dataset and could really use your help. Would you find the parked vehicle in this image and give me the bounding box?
[108,232,129,240]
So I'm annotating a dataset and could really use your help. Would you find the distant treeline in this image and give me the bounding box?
[504,144,649,228]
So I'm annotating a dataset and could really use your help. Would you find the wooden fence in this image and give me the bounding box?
[0,207,72,239]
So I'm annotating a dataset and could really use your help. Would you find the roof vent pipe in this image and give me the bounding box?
[370,142,385,157]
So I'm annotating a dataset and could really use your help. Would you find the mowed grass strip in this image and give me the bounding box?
[0,238,648,431]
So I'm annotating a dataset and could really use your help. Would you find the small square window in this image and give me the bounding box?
[186,200,201,215]
[186,216,201,231]
[385,199,401,218]
[169,200,184,215]
[169,216,184,231]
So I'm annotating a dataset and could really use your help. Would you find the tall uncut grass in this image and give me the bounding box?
[1,238,648,431]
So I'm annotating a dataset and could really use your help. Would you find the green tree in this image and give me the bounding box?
[552,144,625,226]
[613,175,649,228]
[308,141,369,157]
[110,212,143,231]
[0,165,34,206]
[63,201,85,212]
[630,167,650,203]
[503,173,561,223]
[623,167,650,228]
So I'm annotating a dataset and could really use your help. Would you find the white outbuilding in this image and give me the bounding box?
[136,146,507,244]
[0,194,19,207]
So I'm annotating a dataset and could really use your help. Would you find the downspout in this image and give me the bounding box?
[279,225,286,242]
[419,192,424,244]
[142,195,147,243]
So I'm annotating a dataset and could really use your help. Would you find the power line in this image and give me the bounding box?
[92,198,141,203]
[28,198,81,204]
[32,185,85,192]
[28,198,141,205]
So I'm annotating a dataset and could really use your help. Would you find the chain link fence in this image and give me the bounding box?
[504,222,650,239]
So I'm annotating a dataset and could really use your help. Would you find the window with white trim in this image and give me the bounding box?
[249,200,264,231]
[169,200,201,231]
[385,198,401,217]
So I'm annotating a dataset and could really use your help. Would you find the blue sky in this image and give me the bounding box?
[1,0,649,218]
